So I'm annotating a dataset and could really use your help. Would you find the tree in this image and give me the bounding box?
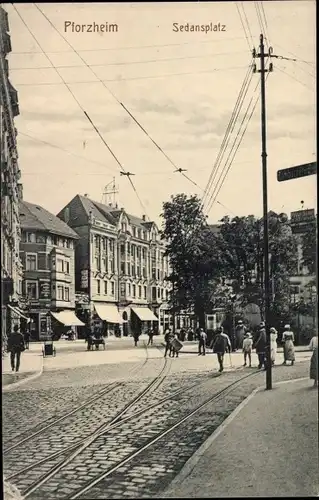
[161,194,223,326]
[301,221,317,274]
[213,212,299,326]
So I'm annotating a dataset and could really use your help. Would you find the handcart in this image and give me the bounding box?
[42,339,56,357]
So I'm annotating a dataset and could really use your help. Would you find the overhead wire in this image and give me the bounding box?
[236,3,252,50]
[276,66,314,91]
[18,132,118,173]
[9,49,247,71]
[241,2,254,47]
[12,65,247,86]
[201,61,254,210]
[206,71,271,215]
[33,2,203,192]
[12,4,149,218]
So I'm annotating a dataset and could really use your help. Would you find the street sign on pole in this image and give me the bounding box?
[277,162,317,182]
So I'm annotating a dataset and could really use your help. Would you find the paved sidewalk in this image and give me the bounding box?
[163,377,318,498]
[2,350,43,375]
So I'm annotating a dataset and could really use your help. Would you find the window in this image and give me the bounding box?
[95,256,100,271]
[26,253,37,271]
[161,288,164,299]
[137,266,140,277]
[133,227,136,237]
[166,290,169,301]
[152,287,157,301]
[136,247,140,258]
[157,288,161,299]
[121,222,127,232]
[132,284,136,298]
[27,233,35,243]
[97,279,101,294]
[152,268,156,280]
[66,239,71,248]
[109,239,114,253]
[52,235,58,246]
[26,281,37,299]
[21,232,27,243]
[143,267,147,278]
[104,281,108,295]
[128,283,131,296]
[102,238,106,250]
[65,261,70,274]
[36,234,46,243]
[111,282,115,295]
[64,287,70,302]
[37,253,47,270]
[57,258,64,272]
[121,262,125,274]
[57,285,64,300]
[102,258,107,272]
[142,248,146,259]
[109,259,114,272]
[138,285,142,298]
[144,286,147,299]
[138,229,141,239]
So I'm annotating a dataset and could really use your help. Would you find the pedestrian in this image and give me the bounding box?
[308,332,318,387]
[198,328,207,356]
[133,331,139,347]
[7,325,25,373]
[270,327,278,366]
[235,320,247,350]
[147,328,154,346]
[164,329,174,357]
[242,332,253,367]
[210,326,231,373]
[282,324,295,366]
[254,322,267,369]
[23,328,31,350]
[180,328,186,342]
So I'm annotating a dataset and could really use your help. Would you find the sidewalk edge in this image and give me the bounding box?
[161,376,310,497]
[2,356,44,392]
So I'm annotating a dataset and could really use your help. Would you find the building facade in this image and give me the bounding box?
[19,201,81,340]
[1,6,25,340]
[57,195,172,336]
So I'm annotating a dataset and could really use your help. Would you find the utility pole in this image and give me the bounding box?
[253,34,273,390]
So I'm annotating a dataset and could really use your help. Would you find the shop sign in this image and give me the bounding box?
[39,280,51,299]
[291,209,315,224]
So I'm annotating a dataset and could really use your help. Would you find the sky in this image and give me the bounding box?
[6,1,316,226]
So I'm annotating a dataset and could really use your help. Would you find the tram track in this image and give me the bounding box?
[8,370,258,499]
[5,343,174,488]
[4,340,150,453]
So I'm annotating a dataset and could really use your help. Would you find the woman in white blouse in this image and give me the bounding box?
[270,327,278,366]
[309,333,318,387]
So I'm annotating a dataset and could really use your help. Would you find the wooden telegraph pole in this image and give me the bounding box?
[253,35,273,390]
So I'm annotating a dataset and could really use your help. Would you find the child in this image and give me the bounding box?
[242,332,253,367]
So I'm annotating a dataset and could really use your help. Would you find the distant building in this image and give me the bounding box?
[19,201,81,340]
[57,195,172,336]
[1,6,25,339]
[289,209,316,304]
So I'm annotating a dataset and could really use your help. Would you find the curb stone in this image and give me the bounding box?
[2,356,44,392]
[161,376,310,498]
[3,479,24,500]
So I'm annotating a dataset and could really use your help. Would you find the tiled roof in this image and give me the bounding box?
[20,201,79,239]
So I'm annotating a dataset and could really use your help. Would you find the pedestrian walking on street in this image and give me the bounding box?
[7,325,25,373]
[242,332,253,367]
[170,332,180,358]
[211,326,231,373]
[282,324,295,366]
[164,329,174,357]
[308,332,318,387]
[235,320,247,350]
[133,331,140,347]
[198,328,207,356]
[254,323,267,369]
[147,328,154,346]
[270,327,278,366]
[23,328,31,350]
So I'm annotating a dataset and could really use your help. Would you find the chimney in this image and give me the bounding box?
[142,215,146,221]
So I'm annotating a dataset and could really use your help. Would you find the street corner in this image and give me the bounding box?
[3,479,24,500]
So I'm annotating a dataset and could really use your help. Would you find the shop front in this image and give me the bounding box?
[130,307,159,335]
[93,303,123,337]
[51,310,85,339]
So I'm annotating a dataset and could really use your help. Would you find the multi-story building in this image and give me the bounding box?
[19,201,82,340]
[1,6,25,339]
[57,195,172,336]
[289,209,317,303]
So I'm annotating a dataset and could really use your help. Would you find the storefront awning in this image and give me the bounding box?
[8,304,30,322]
[94,303,123,324]
[51,310,84,326]
[131,307,158,322]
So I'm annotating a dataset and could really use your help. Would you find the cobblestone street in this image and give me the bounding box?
[3,350,311,499]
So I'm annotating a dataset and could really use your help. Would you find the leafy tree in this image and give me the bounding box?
[161,194,223,326]
[301,221,317,274]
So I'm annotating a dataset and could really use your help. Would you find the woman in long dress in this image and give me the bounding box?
[270,327,278,366]
[309,333,318,387]
[282,324,295,366]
